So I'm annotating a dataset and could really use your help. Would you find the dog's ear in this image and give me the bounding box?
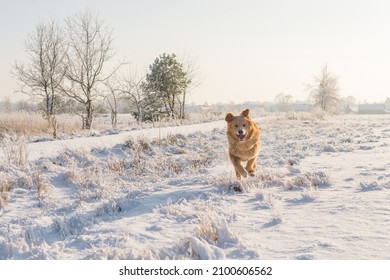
[225,112,235,123]
[241,109,250,118]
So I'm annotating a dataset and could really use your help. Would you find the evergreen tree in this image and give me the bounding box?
[145,53,190,120]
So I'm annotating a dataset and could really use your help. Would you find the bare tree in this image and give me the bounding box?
[61,10,121,129]
[179,52,201,119]
[12,21,66,138]
[103,78,121,127]
[308,64,340,113]
[116,70,158,124]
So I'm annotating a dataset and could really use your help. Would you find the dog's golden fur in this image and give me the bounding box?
[225,109,260,179]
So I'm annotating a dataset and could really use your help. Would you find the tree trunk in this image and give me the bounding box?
[85,101,93,129]
[111,110,117,127]
[48,114,58,139]
[137,106,142,124]
[181,91,186,119]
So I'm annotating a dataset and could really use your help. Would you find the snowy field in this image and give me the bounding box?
[0,114,389,260]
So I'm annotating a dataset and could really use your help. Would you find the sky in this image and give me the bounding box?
[1,0,390,105]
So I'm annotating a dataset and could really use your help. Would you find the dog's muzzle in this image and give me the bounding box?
[237,131,246,141]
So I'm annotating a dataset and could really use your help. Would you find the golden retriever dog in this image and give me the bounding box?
[225,109,260,179]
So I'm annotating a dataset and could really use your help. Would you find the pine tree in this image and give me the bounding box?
[145,53,190,120]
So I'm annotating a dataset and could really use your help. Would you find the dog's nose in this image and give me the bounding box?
[238,129,243,135]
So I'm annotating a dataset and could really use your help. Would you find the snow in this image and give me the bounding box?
[1,114,390,260]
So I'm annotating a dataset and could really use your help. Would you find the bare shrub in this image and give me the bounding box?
[65,160,115,203]
[125,136,154,153]
[156,198,197,221]
[136,137,154,154]
[196,211,239,251]
[256,169,286,188]
[126,137,154,176]
[0,173,13,210]
[0,173,12,192]
[264,193,284,226]
[359,181,389,192]
[190,157,213,171]
[30,169,51,206]
[300,187,318,202]
[106,158,126,173]
[0,193,7,210]
[288,171,331,189]
[52,213,95,237]
[167,133,178,146]
[1,135,29,167]
[199,219,218,244]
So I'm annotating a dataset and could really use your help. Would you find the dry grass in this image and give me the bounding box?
[0,111,49,138]
[0,110,228,141]
[1,135,29,167]
[0,111,111,140]
[0,111,84,139]
[198,214,219,243]
[288,171,332,190]
[0,173,13,210]
[31,169,51,206]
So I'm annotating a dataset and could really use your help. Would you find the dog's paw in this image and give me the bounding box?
[241,170,248,178]
[248,171,256,177]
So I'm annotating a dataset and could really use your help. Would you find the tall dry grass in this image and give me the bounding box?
[0,111,88,139]
[1,135,29,167]
[0,110,224,141]
[0,173,12,211]
[0,111,188,140]
[0,111,49,138]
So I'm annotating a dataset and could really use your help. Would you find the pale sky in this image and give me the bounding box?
[1,0,390,104]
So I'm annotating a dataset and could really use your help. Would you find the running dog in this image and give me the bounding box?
[225,109,260,179]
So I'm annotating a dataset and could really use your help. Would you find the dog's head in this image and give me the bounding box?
[225,109,254,142]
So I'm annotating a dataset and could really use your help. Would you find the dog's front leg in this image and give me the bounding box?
[245,157,257,177]
[230,155,247,179]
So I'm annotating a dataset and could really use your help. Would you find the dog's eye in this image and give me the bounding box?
[243,124,246,127]
[235,125,238,128]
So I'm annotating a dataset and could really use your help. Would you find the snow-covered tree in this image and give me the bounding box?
[308,64,340,113]
[12,21,66,138]
[61,10,122,129]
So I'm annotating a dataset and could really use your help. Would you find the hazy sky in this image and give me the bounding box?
[1,0,390,104]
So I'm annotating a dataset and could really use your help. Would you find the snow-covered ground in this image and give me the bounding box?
[0,114,389,259]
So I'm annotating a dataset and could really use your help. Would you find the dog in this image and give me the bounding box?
[225,109,260,179]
